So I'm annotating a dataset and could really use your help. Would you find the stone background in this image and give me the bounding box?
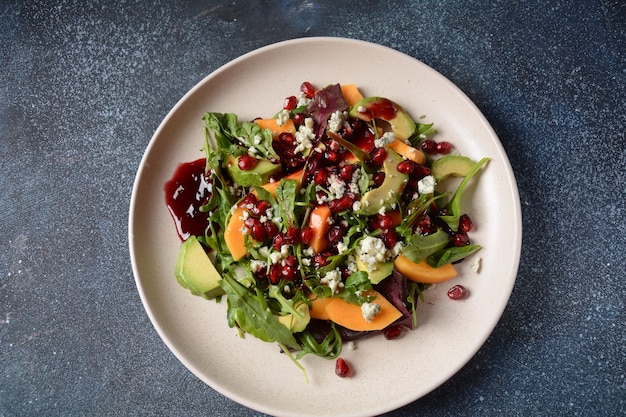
[1,1,624,416]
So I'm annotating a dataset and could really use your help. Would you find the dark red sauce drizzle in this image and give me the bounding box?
[164,158,211,240]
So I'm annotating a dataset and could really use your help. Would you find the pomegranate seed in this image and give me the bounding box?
[264,221,279,237]
[378,214,394,230]
[335,358,351,378]
[369,216,381,231]
[254,267,267,280]
[384,324,403,340]
[313,253,329,267]
[300,226,313,245]
[314,169,328,185]
[285,226,301,244]
[284,255,297,267]
[324,150,340,164]
[251,200,271,216]
[250,222,267,242]
[240,193,257,207]
[396,160,415,174]
[282,264,297,281]
[284,95,297,110]
[279,132,295,144]
[421,139,437,154]
[339,164,354,182]
[372,172,385,187]
[436,141,454,154]
[380,229,398,248]
[329,194,354,213]
[452,231,470,247]
[300,81,315,98]
[415,215,433,235]
[273,234,284,251]
[413,164,431,178]
[327,225,343,243]
[238,154,258,171]
[293,113,306,125]
[269,265,281,284]
[370,147,388,167]
[458,214,473,232]
[447,284,468,300]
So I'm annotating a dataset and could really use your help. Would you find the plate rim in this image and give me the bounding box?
[128,36,522,416]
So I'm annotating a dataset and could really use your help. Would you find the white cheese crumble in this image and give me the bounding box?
[374,131,396,148]
[418,175,436,195]
[327,174,346,200]
[269,251,282,265]
[294,117,315,154]
[470,257,482,273]
[336,241,348,254]
[250,260,266,274]
[361,301,381,322]
[327,110,348,133]
[345,255,358,274]
[356,236,388,271]
[297,92,311,107]
[276,109,290,126]
[320,269,343,294]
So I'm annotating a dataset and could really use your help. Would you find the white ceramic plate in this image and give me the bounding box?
[129,37,521,417]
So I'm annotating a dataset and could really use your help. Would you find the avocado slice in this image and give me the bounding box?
[355,254,394,284]
[174,236,224,299]
[225,155,281,187]
[278,303,311,333]
[431,155,476,182]
[357,149,409,216]
[349,96,416,140]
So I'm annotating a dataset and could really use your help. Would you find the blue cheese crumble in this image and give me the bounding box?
[374,131,396,148]
[361,301,381,322]
[418,175,436,195]
[356,236,388,271]
[320,269,344,294]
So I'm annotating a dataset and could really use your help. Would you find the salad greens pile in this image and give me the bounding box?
[166,82,488,378]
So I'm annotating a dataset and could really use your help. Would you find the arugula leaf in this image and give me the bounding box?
[296,324,342,360]
[203,112,279,161]
[401,229,450,264]
[219,275,300,350]
[275,179,298,228]
[427,244,482,268]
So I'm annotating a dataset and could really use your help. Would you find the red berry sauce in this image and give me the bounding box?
[164,158,211,240]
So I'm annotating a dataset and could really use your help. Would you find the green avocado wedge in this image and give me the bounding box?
[175,236,224,299]
[225,155,281,187]
[349,96,416,140]
[431,155,477,183]
[356,149,408,216]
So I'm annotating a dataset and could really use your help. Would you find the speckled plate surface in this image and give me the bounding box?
[129,37,521,417]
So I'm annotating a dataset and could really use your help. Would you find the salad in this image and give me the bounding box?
[164,82,488,379]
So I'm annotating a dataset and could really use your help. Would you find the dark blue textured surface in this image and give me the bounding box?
[1,1,624,416]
